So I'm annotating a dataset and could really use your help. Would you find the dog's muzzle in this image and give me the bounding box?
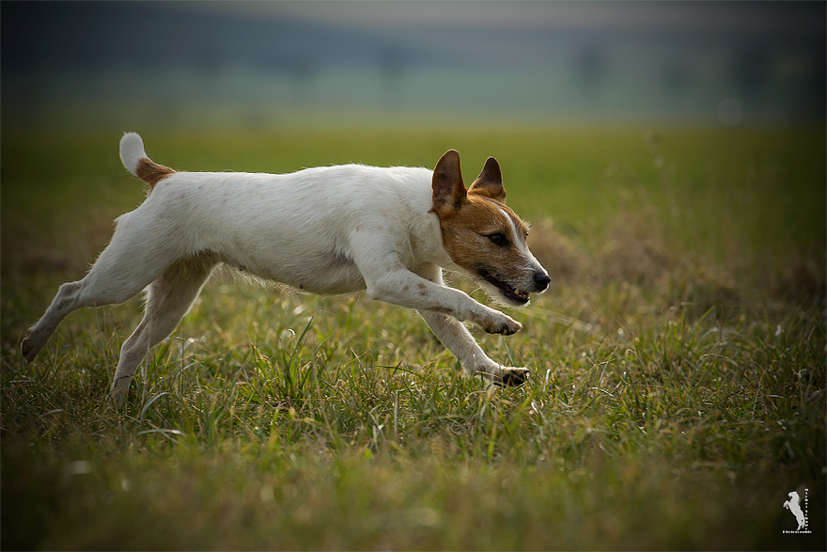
[477,268,549,306]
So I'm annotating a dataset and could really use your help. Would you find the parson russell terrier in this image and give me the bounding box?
[21,133,550,407]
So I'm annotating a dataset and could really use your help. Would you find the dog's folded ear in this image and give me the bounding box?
[468,157,506,203]
[432,149,467,216]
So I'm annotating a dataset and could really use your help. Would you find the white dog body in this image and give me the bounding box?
[22,133,550,406]
[112,165,436,294]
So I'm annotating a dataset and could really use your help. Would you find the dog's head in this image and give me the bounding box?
[431,149,550,306]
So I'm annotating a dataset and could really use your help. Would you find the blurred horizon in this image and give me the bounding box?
[2,0,825,132]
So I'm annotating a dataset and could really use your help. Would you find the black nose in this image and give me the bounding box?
[533,272,551,291]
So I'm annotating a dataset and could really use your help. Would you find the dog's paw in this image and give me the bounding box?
[20,330,42,362]
[473,366,530,389]
[479,312,522,335]
[110,378,132,410]
[494,367,530,388]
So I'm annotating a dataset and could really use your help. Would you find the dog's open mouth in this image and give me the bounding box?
[477,269,530,305]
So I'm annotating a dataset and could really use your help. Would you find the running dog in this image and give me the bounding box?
[21,133,550,406]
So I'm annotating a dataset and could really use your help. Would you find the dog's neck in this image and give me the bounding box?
[404,172,456,271]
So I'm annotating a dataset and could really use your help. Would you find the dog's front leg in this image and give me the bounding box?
[417,309,530,387]
[362,262,529,386]
[364,267,521,335]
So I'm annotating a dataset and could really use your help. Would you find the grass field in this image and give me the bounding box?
[1,126,825,549]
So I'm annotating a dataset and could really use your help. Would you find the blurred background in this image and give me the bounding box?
[2,0,825,132]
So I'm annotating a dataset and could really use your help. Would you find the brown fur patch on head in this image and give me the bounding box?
[431,151,549,304]
[437,194,529,275]
[136,158,176,188]
[431,149,540,300]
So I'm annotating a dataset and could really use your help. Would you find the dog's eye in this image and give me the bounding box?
[486,233,509,247]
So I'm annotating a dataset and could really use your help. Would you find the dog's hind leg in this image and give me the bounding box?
[21,280,86,362]
[112,253,218,407]
[21,259,164,363]
[111,253,217,407]
[21,208,186,362]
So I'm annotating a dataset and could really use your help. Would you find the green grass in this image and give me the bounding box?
[2,127,825,550]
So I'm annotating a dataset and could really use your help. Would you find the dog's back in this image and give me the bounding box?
[116,135,440,294]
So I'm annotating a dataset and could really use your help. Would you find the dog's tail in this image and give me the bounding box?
[119,132,176,188]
